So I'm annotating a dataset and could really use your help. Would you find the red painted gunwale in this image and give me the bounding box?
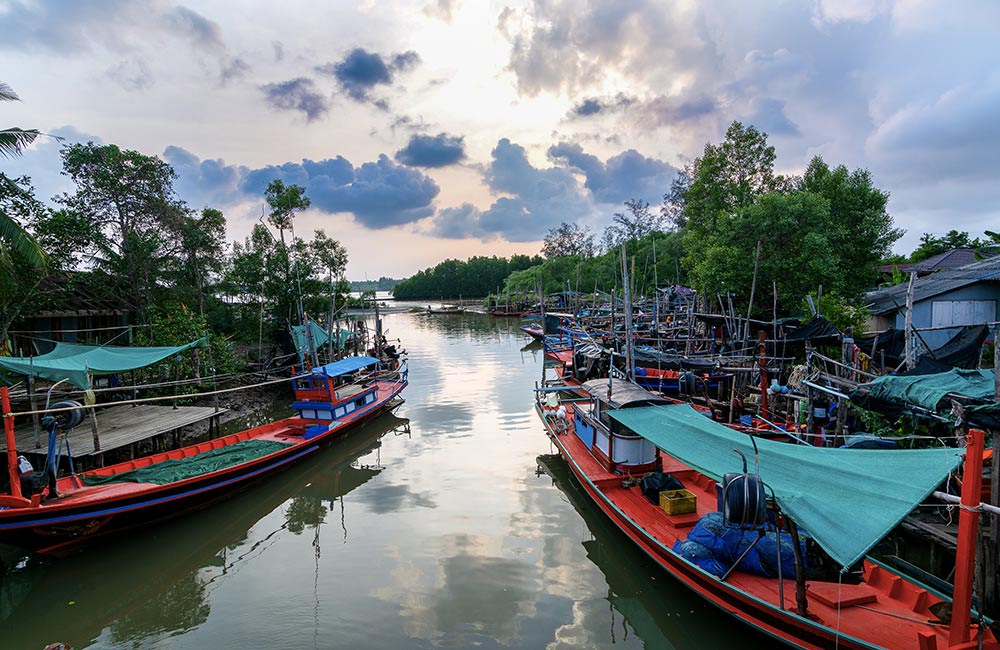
[0,376,406,554]
[536,399,999,650]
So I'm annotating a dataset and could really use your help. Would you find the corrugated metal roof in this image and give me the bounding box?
[866,255,1000,314]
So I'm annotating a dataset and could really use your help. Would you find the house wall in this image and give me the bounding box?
[893,282,1000,350]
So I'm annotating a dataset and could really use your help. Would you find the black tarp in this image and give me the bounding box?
[901,324,990,375]
[855,329,906,368]
[782,316,842,346]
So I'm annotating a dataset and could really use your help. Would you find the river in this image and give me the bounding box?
[0,311,772,650]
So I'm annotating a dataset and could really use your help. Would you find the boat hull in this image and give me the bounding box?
[0,380,406,555]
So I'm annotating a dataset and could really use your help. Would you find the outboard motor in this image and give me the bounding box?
[40,400,85,499]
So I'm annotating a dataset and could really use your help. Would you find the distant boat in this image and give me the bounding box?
[534,378,993,650]
[0,355,408,555]
[426,304,464,314]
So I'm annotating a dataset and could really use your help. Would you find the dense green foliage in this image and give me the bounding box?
[351,277,402,292]
[505,231,685,296]
[678,122,902,316]
[909,229,1000,262]
[392,255,542,299]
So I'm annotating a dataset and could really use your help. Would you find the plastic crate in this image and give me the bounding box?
[659,489,697,515]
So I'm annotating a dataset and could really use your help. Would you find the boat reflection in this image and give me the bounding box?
[0,412,411,650]
[535,454,772,650]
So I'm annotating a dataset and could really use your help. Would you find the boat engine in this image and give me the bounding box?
[41,400,85,432]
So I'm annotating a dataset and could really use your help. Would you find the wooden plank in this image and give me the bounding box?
[4,404,228,457]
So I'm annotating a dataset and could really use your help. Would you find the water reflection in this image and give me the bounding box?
[0,412,410,650]
[536,454,774,649]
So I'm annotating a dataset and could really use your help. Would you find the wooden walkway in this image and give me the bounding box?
[5,404,227,466]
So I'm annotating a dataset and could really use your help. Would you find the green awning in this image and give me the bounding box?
[0,338,208,389]
[608,404,965,568]
[290,321,354,353]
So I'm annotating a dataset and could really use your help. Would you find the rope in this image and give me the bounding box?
[3,375,295,418]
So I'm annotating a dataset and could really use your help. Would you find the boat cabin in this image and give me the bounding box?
[291,356,381,422]
[575,379,669,473]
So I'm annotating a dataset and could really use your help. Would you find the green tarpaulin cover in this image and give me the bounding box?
[0,338,209,389]
[608,404,965,568]
[81,439,292,486]
[851,368,1000,427]
[290,322,354,354]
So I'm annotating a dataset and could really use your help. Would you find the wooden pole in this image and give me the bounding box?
[759,330,769,420]
[28,356,40,449]
[904,272,916,371]
[988,331,1000,616]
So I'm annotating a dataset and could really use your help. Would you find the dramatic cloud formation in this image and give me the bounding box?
[6,0,1000,271]
[395,133,466,168]
[316,47,421,105]
[547,142,677,206]
[431,138,595,242]
[164,147,439,229]
[260,78,329,122]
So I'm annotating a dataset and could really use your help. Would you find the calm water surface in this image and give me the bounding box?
[1,312,773,649]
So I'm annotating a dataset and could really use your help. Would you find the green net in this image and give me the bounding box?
[81,439,293,486]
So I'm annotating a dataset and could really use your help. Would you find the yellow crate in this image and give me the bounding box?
[659,489,697,515]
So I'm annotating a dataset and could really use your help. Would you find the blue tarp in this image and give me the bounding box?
[608,403,965,568]
[316,356,379,377]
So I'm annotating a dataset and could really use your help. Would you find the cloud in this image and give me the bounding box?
[220,57,251,85]
[164,145,247,208]
[394,133,466,168]
[429,203,484,239]
[106,57,153,91]
[568,93,635,118]
[0,125,104,204]
[165,148,439,229]
[272,40,285,62]
[423,0,458,21]
[316,47,421,104]
[867,80,1000,185]
[163,5,225,51]
[321,154,439,228]
[743,97,800,136]
[260,78,329,122]
[431,138,594,242]
[547,141,677,205]
[634,95,720,129]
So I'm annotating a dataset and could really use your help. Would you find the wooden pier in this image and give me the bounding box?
[4,404,227,471]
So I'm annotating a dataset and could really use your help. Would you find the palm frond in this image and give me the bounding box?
[0,210,48,270]
[0,82,19,102]
[0,128,40,158]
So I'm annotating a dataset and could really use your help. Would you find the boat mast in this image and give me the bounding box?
[620,242,635,382]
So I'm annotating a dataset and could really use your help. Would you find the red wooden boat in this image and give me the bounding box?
[535,378,998,650]
[0,356,407,555]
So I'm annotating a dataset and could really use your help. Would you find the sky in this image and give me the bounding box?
[2,0,999,280]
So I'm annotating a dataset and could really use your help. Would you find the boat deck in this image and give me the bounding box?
[540,398,995,650]
[6,404,227,468]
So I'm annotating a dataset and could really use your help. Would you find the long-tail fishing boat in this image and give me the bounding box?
[534,377,997,649]
[2,411,410,649]
[0,355,408,555]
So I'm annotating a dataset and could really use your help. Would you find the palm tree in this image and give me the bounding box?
[0,82,48,344]
[0,82,40,158]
